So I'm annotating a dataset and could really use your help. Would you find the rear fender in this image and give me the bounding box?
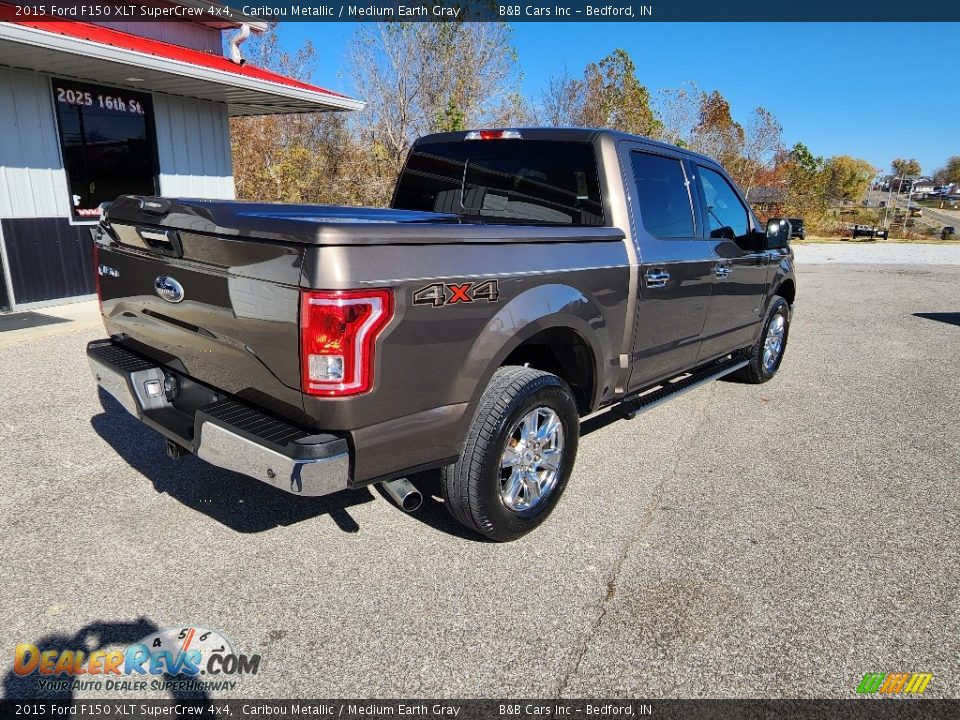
[457,283,610,414]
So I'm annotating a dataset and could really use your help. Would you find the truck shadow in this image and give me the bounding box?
[3,617,208,701]
[913,312,960,327]
[377,471,495,543]
[91,389,373,534]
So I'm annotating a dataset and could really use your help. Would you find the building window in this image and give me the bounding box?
[52,78,157,220]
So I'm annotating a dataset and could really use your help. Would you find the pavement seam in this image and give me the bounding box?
[553,389,717,696]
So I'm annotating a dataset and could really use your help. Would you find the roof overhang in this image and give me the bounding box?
[0,19,364,115]
[170,0,271,30]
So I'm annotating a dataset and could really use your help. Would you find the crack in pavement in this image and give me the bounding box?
[553,388,717,696]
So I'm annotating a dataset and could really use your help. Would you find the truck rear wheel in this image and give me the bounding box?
[733,296,791,383]
[442,366,579,542]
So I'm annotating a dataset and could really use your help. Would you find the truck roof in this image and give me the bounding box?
[414,127,722,167]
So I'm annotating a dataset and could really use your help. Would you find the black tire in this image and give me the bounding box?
[733,296,791,384]
[442,366,579,542]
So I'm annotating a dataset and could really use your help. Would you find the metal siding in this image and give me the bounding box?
[0,67,71,218]
[90,22,222,54]
[1,218,95,304]
[154,93,235,199]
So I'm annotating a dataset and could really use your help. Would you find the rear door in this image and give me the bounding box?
[692,163,772,360]
[626,148,715,390]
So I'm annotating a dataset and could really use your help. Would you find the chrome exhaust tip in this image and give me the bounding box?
[382,478,423,513]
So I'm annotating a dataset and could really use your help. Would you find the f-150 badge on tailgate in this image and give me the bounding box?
[155,275,185,303]
[413,280,499,307]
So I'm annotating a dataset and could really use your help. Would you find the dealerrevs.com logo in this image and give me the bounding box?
[13,626,260,693]
[856,672,933,695]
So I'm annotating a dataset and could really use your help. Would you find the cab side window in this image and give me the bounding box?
[698,166,750,241]
[630,152,696,239]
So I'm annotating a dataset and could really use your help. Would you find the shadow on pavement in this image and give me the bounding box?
[3,618,208,702]
[580,410,625,436]
[91,390,373,534]
[375,470,493,543]
[913,312,960,327]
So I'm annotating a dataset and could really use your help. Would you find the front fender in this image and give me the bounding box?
[455,283,612,412]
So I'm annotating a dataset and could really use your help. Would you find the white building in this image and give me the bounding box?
[0,5,362,310]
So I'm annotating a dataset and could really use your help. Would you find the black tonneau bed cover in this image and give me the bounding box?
[104,196,625,246]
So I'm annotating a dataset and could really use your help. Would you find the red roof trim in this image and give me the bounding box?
[0,10,348,100]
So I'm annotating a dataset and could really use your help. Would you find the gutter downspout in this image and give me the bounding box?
[228,23,251,65]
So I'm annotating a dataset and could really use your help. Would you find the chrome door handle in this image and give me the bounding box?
[714,264,732,278]
[644,270,670,288]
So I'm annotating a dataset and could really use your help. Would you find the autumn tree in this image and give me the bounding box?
[229,29,361,204]
[541,50,661,137]
[655,81,700,147]
[230,23,521,207]
[349,22,520,182]
[731,107,783,194]
[540,68,585,127]
[891,158,922,177]
[933,156,960,184]
[690,90,744,168]
[823,155,876,203]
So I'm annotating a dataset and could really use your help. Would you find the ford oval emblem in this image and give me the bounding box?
[155,275,185,303]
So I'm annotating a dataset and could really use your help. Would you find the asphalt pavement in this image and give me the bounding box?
[1,259,958,699]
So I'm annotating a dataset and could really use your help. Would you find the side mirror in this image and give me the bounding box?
[764,218,791,249]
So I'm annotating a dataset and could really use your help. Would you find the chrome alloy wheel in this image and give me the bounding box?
[499,406,565,514]
[763,313,786,373]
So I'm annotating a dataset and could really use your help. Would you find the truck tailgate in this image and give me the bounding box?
[96,221,307,423]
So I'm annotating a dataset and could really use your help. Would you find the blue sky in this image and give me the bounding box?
[276,22,958,175]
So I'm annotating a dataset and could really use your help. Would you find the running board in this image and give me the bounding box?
[614,357,749,420]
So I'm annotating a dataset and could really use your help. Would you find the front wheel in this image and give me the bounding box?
[733,296,791,383]
[442,366,580,542]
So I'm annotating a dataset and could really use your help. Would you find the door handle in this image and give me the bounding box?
[644,269,670,288]
[714,263,732,278]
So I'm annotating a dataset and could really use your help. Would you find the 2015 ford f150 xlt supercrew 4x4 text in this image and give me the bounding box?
[88,128,796,541]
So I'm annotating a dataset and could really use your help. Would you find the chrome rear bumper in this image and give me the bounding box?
[88,340,350,497]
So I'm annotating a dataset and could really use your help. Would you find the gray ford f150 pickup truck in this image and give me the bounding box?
[88,128,795,541]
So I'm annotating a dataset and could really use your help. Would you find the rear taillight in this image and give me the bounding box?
[300,289,393,397]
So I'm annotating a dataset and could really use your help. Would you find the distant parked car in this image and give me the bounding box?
[879,201,886,208]
[943,226,956,240]
[786,217,805,240]
[851,224,889,240]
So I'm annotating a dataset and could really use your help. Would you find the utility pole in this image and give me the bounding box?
[902,182,914,239]
[883,175,898,228]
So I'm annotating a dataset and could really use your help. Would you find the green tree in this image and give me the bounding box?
[782,142,827,221]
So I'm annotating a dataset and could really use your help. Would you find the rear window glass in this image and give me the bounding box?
[392,140,605,226]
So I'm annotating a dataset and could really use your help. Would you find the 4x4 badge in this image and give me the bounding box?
[413,280,499,307]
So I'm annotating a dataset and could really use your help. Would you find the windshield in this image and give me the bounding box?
[392,140,605,226]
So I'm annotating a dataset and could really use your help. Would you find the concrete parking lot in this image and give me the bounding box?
[1,253,958,699]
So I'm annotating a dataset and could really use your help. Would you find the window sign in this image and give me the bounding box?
[52,79,158,220]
